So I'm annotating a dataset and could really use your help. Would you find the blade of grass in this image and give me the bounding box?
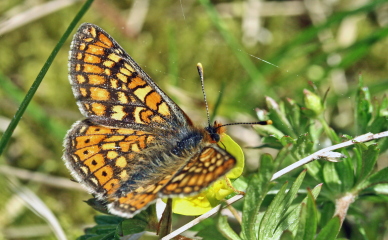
[0,0,94,156]
[210,80,226,123]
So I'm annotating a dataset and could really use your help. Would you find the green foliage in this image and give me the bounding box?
[77,215,148,240]
[0,0,387,239]
[190,78,386,240]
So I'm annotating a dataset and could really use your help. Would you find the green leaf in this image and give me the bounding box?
[196,224,229,240]
[266,97,296,138]
[367,116,388,133]
[258,170,307,239]
[262,135,285,149]
[279,230,294,240]
[94,215,123,225]
[323,162,342,195]
[276,184,322,238]
[379,136,388,154]
[217,215,242,240]
[334,155,354,192]
[280,136,297,147]
[356,143,380,185]
[357,167,388,191]
[120,218,148,236]
[355,82,373,134]
[305,161,324,182]
[294,134,314,159]
[319,203,335,227]
[296,191,318,240]
[241,154,275,240]
[315,217,341,240]
[284,97,308,135]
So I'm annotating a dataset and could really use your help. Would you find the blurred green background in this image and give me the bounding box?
[0,0,387,239]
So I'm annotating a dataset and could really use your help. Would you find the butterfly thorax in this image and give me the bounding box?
[170,121,225,156]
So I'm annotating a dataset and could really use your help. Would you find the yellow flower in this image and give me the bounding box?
[170,134,244,216]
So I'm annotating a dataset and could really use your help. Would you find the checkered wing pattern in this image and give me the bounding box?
[68,23,189,131]
[63,23,237,219]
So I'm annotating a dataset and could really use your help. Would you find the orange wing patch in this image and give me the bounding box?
[69,24,173,128]
[108,174,173,217]
[64,120,157,197]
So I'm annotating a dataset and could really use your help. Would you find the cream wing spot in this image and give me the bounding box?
[111,105,126,120]
[134,86,152,101]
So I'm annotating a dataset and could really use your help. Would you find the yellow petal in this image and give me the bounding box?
[218,134,244,179]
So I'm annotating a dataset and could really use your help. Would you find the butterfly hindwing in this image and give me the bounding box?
[160,145,236,196]
[105,145,235,218]
[63,119,158,198]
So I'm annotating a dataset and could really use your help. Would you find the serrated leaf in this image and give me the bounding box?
[241,154,275,240]
[258,182,288,239]
[276,184,322,238]
[258,170,306,239]
[315,217,341,240]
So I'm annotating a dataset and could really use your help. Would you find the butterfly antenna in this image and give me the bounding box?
[197,63,211,127]
[216,120,273,129]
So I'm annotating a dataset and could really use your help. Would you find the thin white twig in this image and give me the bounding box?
[271,132,387,180]
[162,131,388,239]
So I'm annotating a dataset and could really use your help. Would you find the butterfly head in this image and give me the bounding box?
[205,121,226,143]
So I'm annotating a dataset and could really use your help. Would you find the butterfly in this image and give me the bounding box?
[63,23,238,218]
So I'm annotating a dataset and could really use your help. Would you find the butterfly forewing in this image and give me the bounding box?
[68,23,189,131]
